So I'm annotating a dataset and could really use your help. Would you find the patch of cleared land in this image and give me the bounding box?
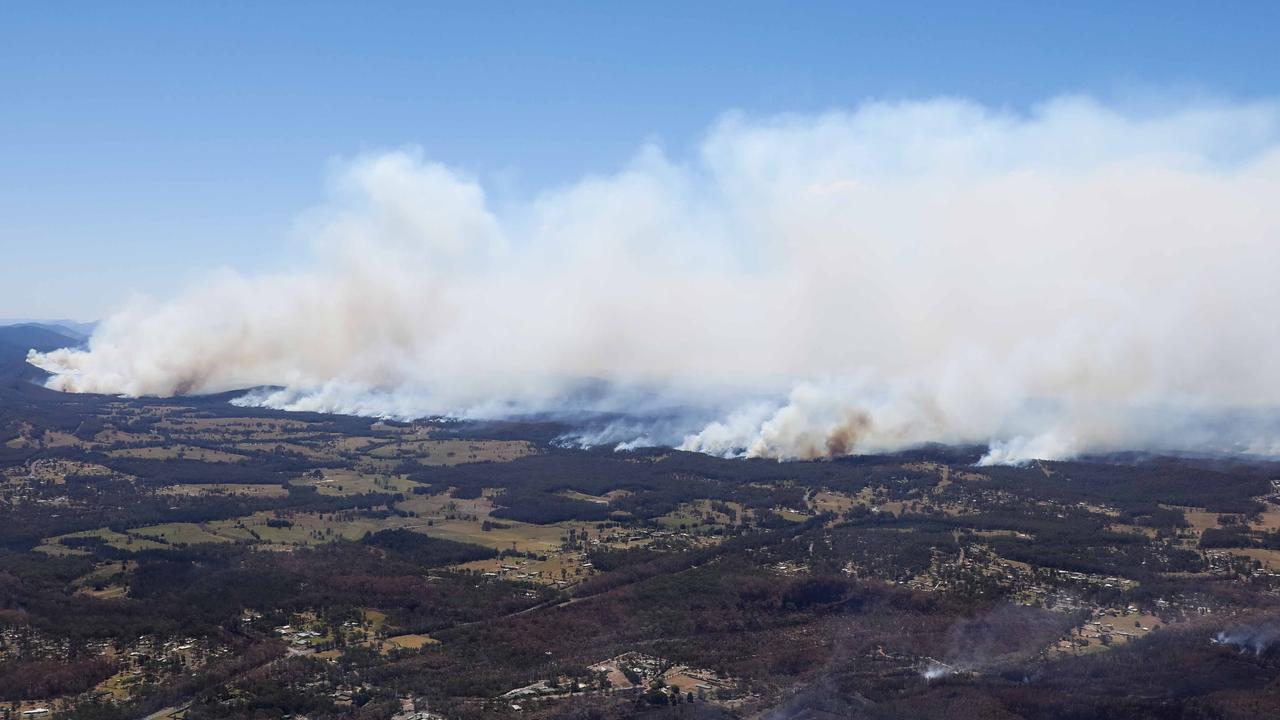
[129,522,232,545]
[366,438,536,465]
[657,499,747,531]
[159,483,289,497]
[381,634,438,652]
[234,441,333,459]
[291,468,420,496]
[810,490,858,515]
[43,528,168,554]
[107,444,248,462]
[1227,548,1280,569]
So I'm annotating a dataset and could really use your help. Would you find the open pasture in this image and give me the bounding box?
[107,444,248,463]
[366,438,536,465]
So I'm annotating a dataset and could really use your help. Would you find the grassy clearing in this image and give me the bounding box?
[454,551,593,585]
[290,469,420,496]
[382,634,439,651]
[775,508,810,522]
[1107,523,1158,538]
[159,417,312,433]
[396,492,584,553]
[852,487,906,515]
[811,490,858,515]
[40,486,580,554]
[204,511,406,546]
[130,522,232,545]
[1053,609,1163,657]
[159,483,289,497]
[367,438,536,465]
[35,541,90,556]
[234,441,334,460]
[1228,548,1280,569]
[91,428,165,445]
[41,430,85,448]
[1179,508,1224,534]
[45,528,169,553]
[78,583,129,599]
[95,668,142,702]
[72,560,136,599]
[557,490,610,504]
[411,515,568,554]
[656,499,746,531]
[363,609,388,633]
[327,436,381,453]
[973,529,1031,539]
[15,459,116,485]
[1251,508,1280,532]
[107,445,248,462]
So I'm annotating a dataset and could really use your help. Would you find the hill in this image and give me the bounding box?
[0,318,95,340]
[0,323,84,383]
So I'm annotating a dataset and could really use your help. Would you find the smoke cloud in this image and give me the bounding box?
[1214,623,1280,656]
[28,95,1280,463]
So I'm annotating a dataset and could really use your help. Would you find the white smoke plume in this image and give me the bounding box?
[27,95,1280,463]
[1214,623,1280,656]
[920,662,955,682]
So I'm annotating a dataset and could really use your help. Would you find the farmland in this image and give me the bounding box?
[2,331,1280,719]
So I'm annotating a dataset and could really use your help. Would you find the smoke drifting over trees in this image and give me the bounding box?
[28,96,1280,463]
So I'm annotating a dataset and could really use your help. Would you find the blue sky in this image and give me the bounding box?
[2,1,1278,320]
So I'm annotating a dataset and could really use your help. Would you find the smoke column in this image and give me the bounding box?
[1215,623,1280,656]
[28,95,1280,463]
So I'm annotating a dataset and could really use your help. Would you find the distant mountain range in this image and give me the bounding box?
[0,322,88,384]
[0,319,96,341]
[0,323,84,352]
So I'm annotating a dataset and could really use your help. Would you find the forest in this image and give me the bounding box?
[0,326,1278,719]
